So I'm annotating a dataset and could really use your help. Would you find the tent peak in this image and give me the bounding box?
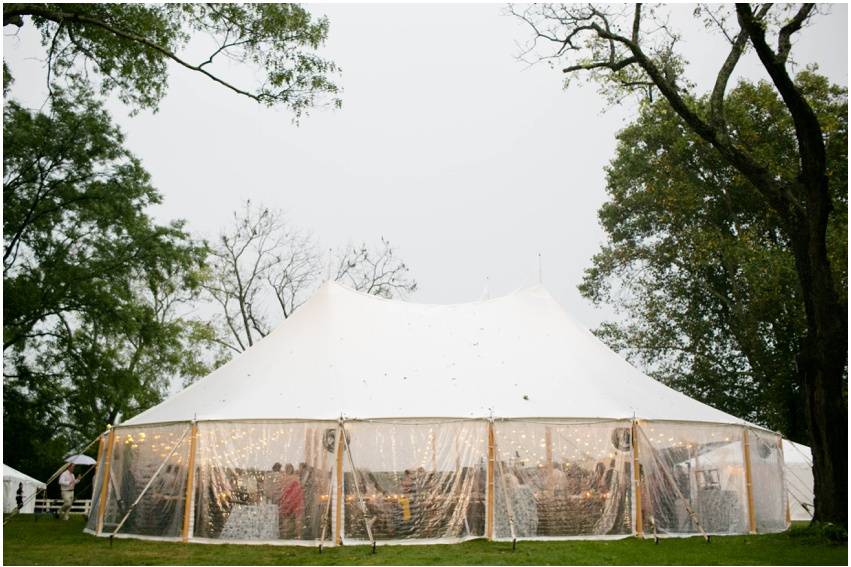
[322,280,553,307]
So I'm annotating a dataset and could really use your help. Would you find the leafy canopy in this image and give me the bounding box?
[3,3,340,114]
[3,87,211,479]
[580,71,847,440]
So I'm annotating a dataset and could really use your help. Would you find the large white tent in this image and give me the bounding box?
[85,283,789,545]
[3,464,46,514]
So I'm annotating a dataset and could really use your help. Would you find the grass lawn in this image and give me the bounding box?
[2,516,846,565]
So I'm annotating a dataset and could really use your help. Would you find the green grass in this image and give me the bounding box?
[2,516,846,565]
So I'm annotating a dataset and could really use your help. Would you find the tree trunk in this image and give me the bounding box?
[789,174,848,525]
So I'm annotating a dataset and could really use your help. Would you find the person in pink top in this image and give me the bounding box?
[278,463,304,539]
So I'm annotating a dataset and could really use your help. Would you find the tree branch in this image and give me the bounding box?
[736,4,826,184]
[778,4,816,64]
[8,5,273,104]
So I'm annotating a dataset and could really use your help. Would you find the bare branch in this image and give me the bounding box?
[708,4,772,134]
[778,4,816,64]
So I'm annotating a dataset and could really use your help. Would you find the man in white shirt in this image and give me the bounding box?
[58,464,78,520]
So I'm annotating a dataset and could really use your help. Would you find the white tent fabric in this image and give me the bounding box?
[127,283,749,426]
[783,440,814,521]
[91,283,789,545]
[3,464,46,514]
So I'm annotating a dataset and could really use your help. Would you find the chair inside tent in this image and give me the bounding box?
[84,283,791,545]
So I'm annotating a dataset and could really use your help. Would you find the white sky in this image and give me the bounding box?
[3,3,848,330]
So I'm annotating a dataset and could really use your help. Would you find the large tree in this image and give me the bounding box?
[513,4,847,524]
[580,71,846,444]
[3,3,339,114]
[3,88,211,481]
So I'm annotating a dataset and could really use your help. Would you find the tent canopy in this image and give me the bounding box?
[3,464,46,488]
[127,283,748,426]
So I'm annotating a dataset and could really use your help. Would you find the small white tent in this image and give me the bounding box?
[783,440,814,521]
[3,464,46,514]
[84,283,789,545]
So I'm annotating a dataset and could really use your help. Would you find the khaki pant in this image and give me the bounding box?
[60,490,74,520]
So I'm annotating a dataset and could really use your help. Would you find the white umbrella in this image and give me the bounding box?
[64,454,96,466]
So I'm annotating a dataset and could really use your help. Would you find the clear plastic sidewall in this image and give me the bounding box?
[636,421,748,536]
[748,428,787,532]
[492,420,633,538]
[102,423,192,537]
[85,439,107,532]
[342,419,488,541]
[193,421,334,543]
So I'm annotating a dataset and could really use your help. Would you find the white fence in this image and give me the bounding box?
[33,498,92,515]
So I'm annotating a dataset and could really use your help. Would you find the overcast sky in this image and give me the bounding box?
[4,3,848,330]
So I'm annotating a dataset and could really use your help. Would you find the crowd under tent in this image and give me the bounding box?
[84,283,792,545]
[3,464,46,514]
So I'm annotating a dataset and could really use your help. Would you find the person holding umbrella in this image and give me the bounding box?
[58,464,79,520]
[57,454,97,520]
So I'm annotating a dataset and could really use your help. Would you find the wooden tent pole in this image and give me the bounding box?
[486,421,495,540]
[631,420,644,537]
[96,428,117,534]
[334,423,345,545]
[181,422,199,542]
[742,428,757,534]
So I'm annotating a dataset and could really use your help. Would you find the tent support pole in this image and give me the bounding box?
[181,422,199,542]
[742,428,757,534]
[486,420,495,540]
[631,420,643,538]
[334,422,345,545]
[341,422,375,546]
[317,466,335,551]
[96,428,117,534]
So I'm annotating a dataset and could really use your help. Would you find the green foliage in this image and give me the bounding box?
[580,71,847,440]
[3,88,211,480]
[4,3,339,114]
